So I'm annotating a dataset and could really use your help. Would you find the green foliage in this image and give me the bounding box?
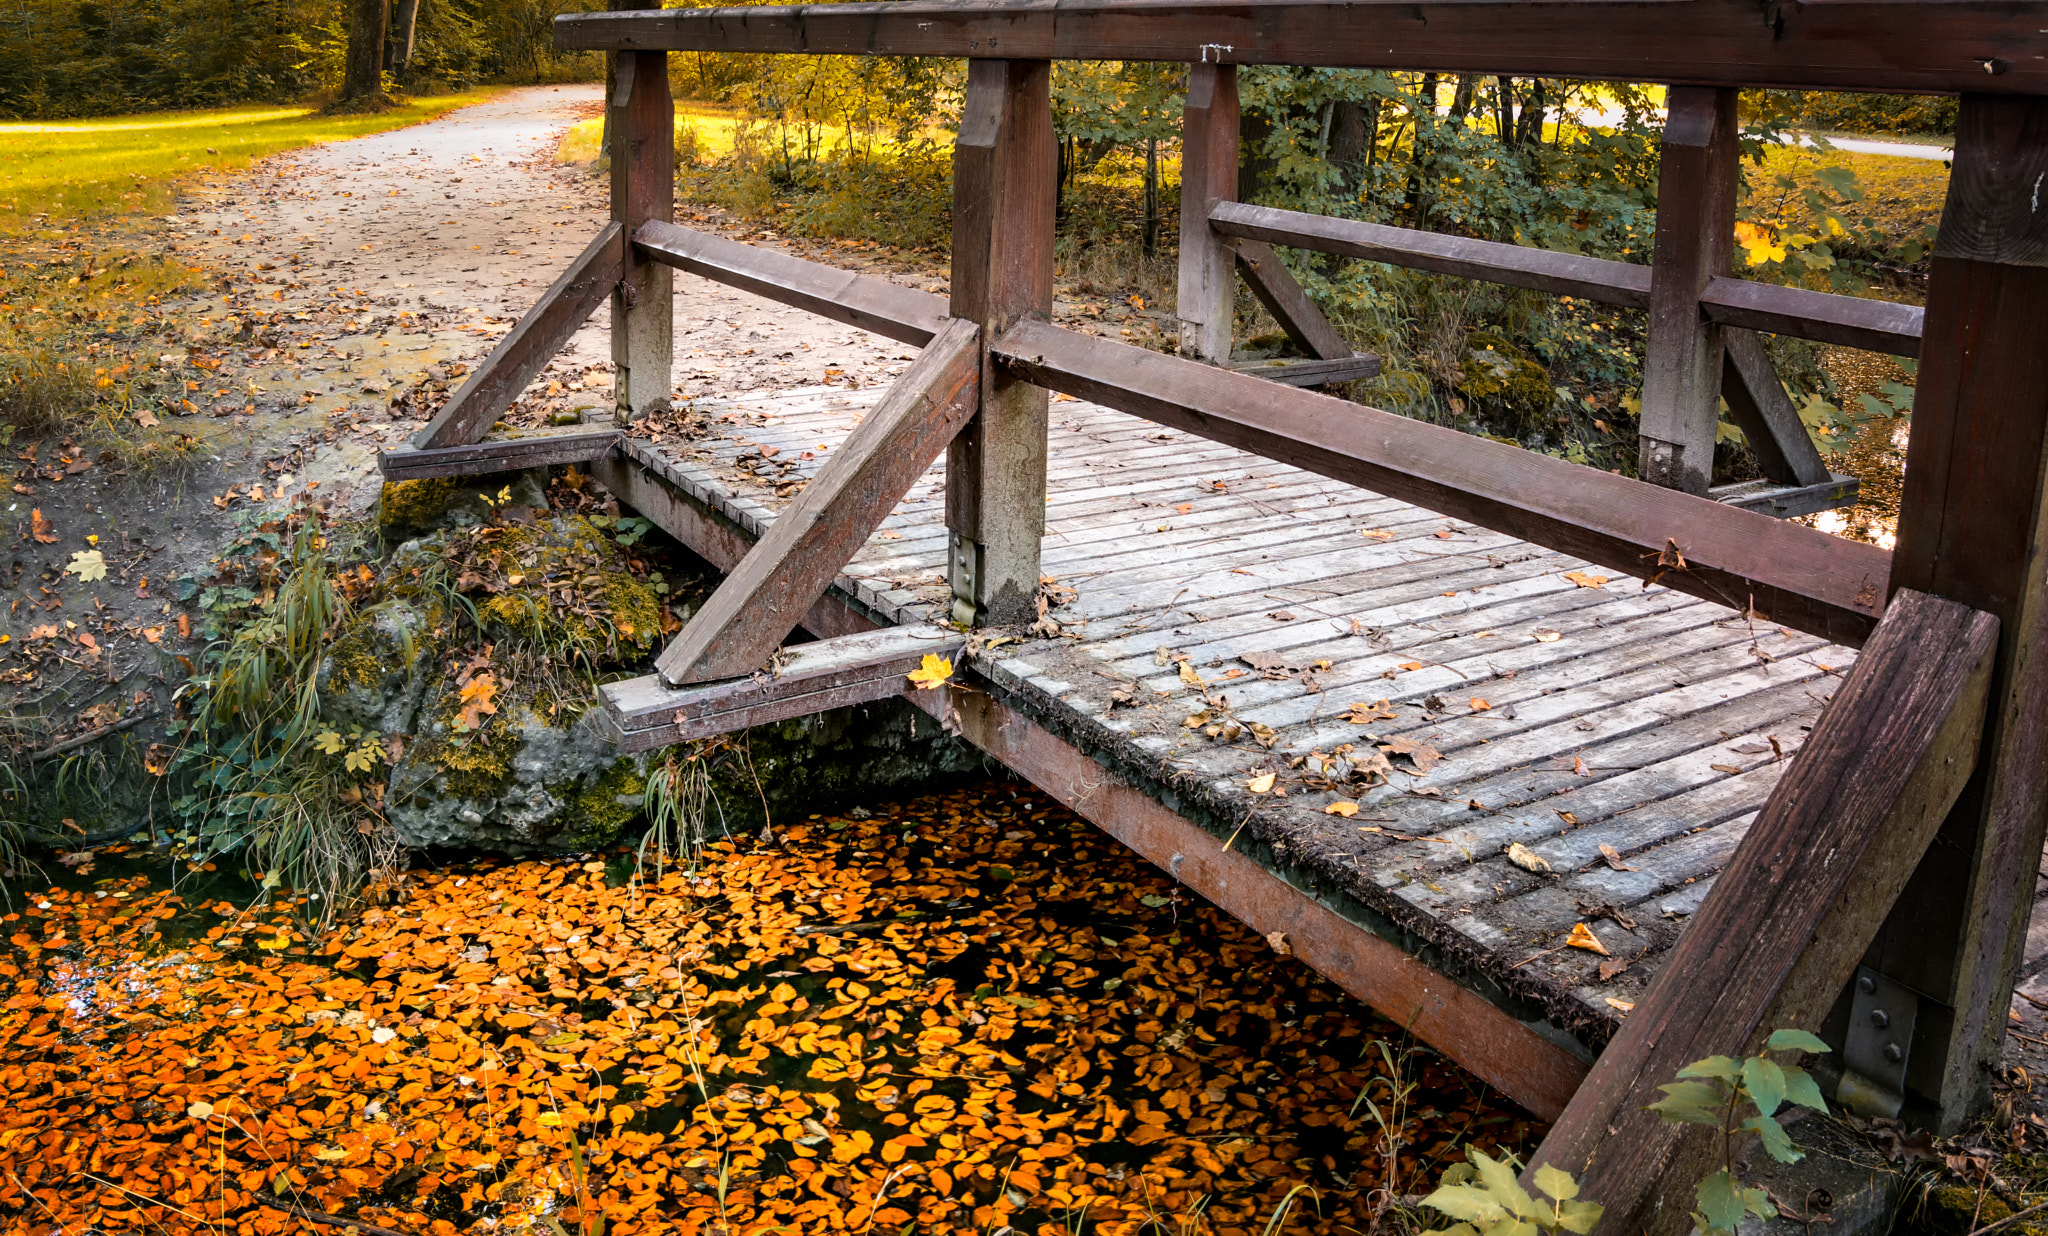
[1420,1148,1603,1236]
[1650,1029,1833,1236]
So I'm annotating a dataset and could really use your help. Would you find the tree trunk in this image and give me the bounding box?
[1494,76,1514,146]
[1404,72,1437,227]
[1142,137,1159,255]
[1237,104,1275,205]
[1328,98,1370,197]
[1450,74,1477,122]
[385,0,421,81]
[341,0,388,101]
[1516,79,1548,148]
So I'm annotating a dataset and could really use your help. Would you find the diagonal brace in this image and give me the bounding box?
[655,316,983,686]
[414,223,625,449]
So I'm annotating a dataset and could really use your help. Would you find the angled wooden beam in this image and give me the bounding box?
[1231,238,1352,361]
[1225,353,1381,386]
[992,316,1892,646]
[379,427,621,481]
[553,1,2048,96]
[1709,474,1860,521]
[633,220,948,346]
[1639,86,1738,496]
[413,223,623,449]
[1529,588,1998,1236]
[1720,328,1832,488]
[654,317,981,686]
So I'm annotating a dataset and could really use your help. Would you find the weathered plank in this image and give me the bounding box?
[413,224,624,449]
[1710,475,1861,520]
[1872,93,2048,1131]
[1719,327,1831,488]
[655,317,981,685]
[1530,588,1999,1236]
[609,51,674,423]
[633,220,948,346]
[1639,88,1737,496]
[552,1,2048,96]
[947,59,1057,627]
[1231,236,1352,361]
[1177,64,1240,364]
[600,624,966,751]
[992,317,1892,645]
[380,427,621,481]
[1701,276,1923,358]
[1224,353,1381,386]
[1212,199,1652,308]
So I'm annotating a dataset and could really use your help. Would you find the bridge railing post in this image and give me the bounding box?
[610,40,674,424]
[1177,61,1239,364]
[947,58,1056,627]
[1865,91,2048,1132]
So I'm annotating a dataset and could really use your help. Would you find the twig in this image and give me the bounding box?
[23,711,154,763]
[252,1191,414,1236]
[1965,1197,2048,1236]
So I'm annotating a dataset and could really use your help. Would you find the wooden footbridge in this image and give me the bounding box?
[379,5,2048,1229]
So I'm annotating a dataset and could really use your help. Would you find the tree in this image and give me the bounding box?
[341,0,388,103]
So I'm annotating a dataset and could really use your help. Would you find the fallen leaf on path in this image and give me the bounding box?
[1246,772,1276,794]
[1565,922,1609,956]
[1598,844,1640,871]
[1378,735,1443,773]
[1324,801,1358,817]
[30,509,56,543]
[1505,842,1551,873]
[1599,957,1631,982]
[1564,571,1609,589]
[65,550,107,582]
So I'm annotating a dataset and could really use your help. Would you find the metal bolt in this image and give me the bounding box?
[1885,1043,1904,1063]
[1858,976,1876,995]
[1871,1009,1890,1028]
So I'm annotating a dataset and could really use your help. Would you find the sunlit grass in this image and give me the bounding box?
[0,89,506,229]
[556,100,743,166]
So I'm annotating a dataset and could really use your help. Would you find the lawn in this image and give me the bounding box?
[0,90,504,228]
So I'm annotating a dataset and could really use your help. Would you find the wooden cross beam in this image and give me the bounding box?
[1529,588,1999,1234]
[553,0,2048,96]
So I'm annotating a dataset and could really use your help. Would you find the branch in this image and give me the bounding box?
[21,711,154,764]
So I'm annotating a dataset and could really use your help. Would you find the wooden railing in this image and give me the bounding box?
[376,5,2048,1227]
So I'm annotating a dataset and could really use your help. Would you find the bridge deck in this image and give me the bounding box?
[615,378,2048,1071]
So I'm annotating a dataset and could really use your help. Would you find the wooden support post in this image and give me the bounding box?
[1177,63,1239,363]
[1639,86,1738,496]
[1232,238,1351,360]
[1720,327,1831,488]
[1866,93,2048,1131]
[656,318,981,685]
[947,59,1055,627]
[609,46,673,424]
[1530,588,1999,1236]
[412,225,624,449]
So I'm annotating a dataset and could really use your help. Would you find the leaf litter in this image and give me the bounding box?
[0,784,1542,1235]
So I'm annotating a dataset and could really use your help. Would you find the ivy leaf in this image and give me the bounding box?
[1766,1028,1830,1055]
[1741,1054,1787,1116]
[1676,1055,1741,1085]
[1743,1113,1802,1164]
[1694,1169,1745,1236]
[1649,1080,1725,1126]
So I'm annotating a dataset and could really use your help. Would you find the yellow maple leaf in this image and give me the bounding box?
[1324,800,1359,817]
[1563,571,1609,589]
[906,654,953,690]
[1733,220,1788,267]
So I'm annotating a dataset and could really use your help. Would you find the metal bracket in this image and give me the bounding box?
[1837,966,1920,1119]
[947,529,981,629]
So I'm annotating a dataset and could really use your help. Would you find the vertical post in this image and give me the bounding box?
[947,59,1055,627]
[1638,86,1737,495]
[1869,93,2048,1131]
[1177,61,1239,363]
[610,46,673,424]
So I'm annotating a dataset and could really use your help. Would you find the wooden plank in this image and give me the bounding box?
[1231,238,1351,360]
[633,220,948,346]
[551,1,2048,96]
[906,673,1592,1121]
[1639,87,1737,496]
[1701,276,1923,358]
[412,224,624,449]
[1870,93,2048,1131]
[610,50,674,423]
[1710,475,1861,520]
[1211,200,1651,308]
[947,59,1057,627]
[1719,328,1830,488]
[1224,354,1381,386]
[655,318,982,685]
[1530,589,1997,1235]
[379,428,621,481]
[992,317,1892,646]
[1177,64,1239,363]
[600,625,965,751]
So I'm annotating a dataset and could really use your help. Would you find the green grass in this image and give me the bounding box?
[0,89,506,228]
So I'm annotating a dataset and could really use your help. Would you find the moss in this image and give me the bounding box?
[377,477,465,531]
[566,758,649,844]
[1458,331,1556,437]
[326,620,392,691]
[471,515,662,656]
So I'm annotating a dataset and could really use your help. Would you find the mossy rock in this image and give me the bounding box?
[1458,331,1557,437]
[376,468,547,542]
[472,514,664,656]
[314,599,429,733]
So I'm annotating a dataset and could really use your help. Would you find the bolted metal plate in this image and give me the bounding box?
[1840,965,1920,1119]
